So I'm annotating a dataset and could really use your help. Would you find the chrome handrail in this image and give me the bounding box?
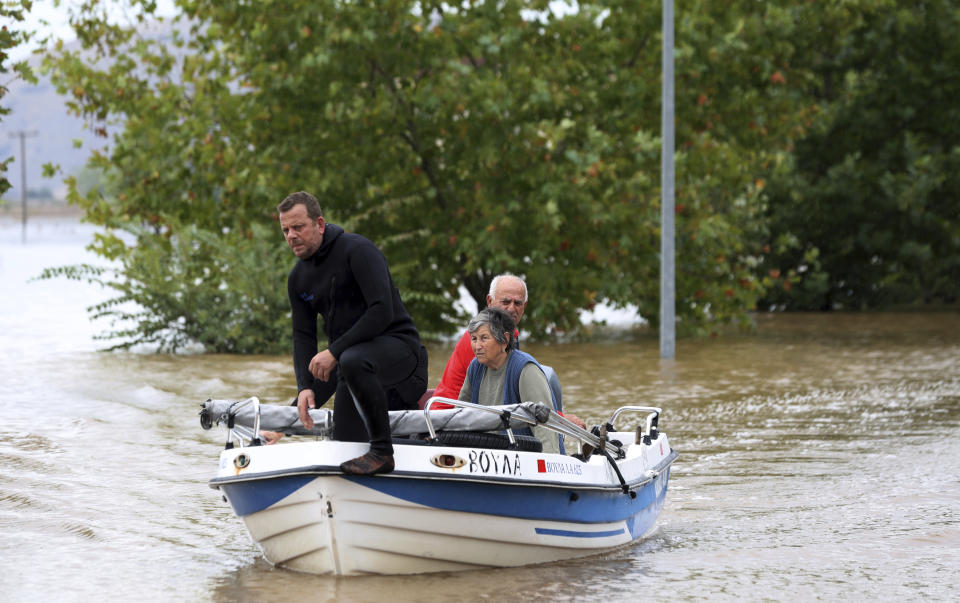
[423,397,534,443]
[422,396,624,457]
[606,406,661,440]
[226,396,261,448]
[205,396,659,456]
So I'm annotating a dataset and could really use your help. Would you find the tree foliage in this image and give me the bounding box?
[43,0,934,352]
[1,0,39,200]
[759,0,960,310]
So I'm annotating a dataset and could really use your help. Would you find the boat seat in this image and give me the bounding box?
[391,436,430,446]
[434,431,542,452]
[391,431,542,452]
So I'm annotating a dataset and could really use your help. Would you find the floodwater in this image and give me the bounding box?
[2,217,958,602]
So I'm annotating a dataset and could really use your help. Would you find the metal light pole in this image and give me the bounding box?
[9,130,39,244]
[660,0,676,359]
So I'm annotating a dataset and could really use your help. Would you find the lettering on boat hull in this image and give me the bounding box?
[468,450,522,476]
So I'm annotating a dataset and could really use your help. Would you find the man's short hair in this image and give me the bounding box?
[467,307,516,346]
[488,273,528,303]
[278,191,323,220]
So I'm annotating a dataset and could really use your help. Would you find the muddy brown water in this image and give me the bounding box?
[2,219,958,601]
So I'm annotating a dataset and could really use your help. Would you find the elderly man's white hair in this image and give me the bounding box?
[488,273,528,303]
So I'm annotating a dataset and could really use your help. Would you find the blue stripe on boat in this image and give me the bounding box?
[222,475,316,517]
[535,527,626,538]
[219,466,671,530]
[344,472,667,525]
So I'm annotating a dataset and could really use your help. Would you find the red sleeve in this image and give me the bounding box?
[434,330,474,399]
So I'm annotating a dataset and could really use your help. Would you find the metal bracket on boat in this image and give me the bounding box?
[217,397,263,450]
[498,409,519,448]
[421,397,624,461]
[597,423,625,459]
[422,397,529,445]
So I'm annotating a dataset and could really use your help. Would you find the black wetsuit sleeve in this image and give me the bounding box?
[327,242,396,358]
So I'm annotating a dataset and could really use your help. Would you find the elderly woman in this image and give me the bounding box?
[457,307,563,454]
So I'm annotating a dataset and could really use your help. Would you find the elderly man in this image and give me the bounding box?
[434,274,527,399]
[276,191,427,475]
[433,274,584,430]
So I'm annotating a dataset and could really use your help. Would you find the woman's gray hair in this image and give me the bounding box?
[467,307,516,346]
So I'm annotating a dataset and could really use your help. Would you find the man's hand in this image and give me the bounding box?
[260,430,284,445]
[297,388,317,429]
[561,412,587,429]
[309,349,338,382]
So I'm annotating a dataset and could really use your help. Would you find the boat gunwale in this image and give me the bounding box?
[209,449,678,492]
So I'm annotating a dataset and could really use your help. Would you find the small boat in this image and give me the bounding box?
[199,396,677,576]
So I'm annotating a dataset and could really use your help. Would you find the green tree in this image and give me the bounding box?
[667,1,823,329]
[43,0,808,351]
[760,0,960,310]
[1,0,38,201]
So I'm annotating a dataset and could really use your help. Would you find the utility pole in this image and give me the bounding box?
[9,130,39,244]
[660,0,676,359]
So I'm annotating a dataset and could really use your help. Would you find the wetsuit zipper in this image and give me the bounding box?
[327,275,336,342]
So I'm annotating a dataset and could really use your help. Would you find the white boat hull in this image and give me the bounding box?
[211,435,675,576]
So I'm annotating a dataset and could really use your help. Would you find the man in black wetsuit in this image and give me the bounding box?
[277,191,427,475]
